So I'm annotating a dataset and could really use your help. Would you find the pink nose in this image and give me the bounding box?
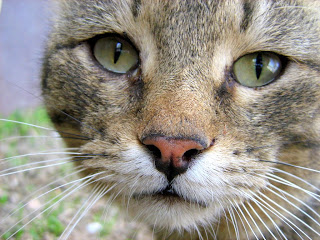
[143,136,206,181]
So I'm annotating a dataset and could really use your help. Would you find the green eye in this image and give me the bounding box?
[93,37,139,74]
[233,52,282,87]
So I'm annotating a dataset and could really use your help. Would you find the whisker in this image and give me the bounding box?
[126,176,140,215]
[258,159,320,173]
[249,191,307,239]
[0,168,85,225]
[194,225,204,240]
[230,200,250,240]
[2,172,101,239]
[0,79,102,137]
[227,205,240,240]
[59,182,111,240]
[100,192,118,224]
[151,216,158,240]
[258,191,320,238]
[210,200,220,240]
[208,222,218,240]
[265,186,320,228]
[0,160,72,177]
[202,222,210,240]
[248,200,289,240]
[245,201,275,240]
[0,119,53,131]
[230,186,272,239]
[0,151,83,163]
[0,147,80,165]
[271,167,320,192]
[217,199,231,238]
[0,135,59,141]
[269,184,320,219]
[0,118,92,140]
[236,202,261,240]
[263,173,320,200]
[0,135,89,142]
[2,155,96,174]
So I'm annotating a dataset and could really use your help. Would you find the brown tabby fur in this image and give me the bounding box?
[42,0,320,239]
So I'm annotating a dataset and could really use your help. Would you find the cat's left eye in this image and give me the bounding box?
[233,52,282,87]
[93,36,139,74]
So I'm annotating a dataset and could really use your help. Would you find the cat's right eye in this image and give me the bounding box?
[93,36,139,74]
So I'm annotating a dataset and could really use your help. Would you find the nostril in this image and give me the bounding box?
[183,149,200,162]
[146,144,162,159]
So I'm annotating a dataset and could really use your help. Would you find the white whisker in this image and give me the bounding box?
[271,167,320,192]
[230,200,250,240]
[217,199,231,238]
[230,186,270,239]
[227,206,240,240]
[2,173,98,239]
[126,177,140,215]
[0,156,76,174]
[0,151,82,162]
[266,186,320,228]
[269,184,320,219]
[247,201,284,240]
[0,161,71,177]
[0,135,61,142]
[249,200,290,240]
[236,202,261,240]
[251,194,305,239]
[0,118,54,130]
[261,189,320,236]
[59,182,111,240]
[250,190,313,239]
[203,223,209,240]
[0,168,85,225]
[194,224,204,240]
[260,174,320,201]
[261,160,320,174]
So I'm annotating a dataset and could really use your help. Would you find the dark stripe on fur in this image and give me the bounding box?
[132,0,141,18]
[240,1,254,32]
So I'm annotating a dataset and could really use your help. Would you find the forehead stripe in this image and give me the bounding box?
[132,0,142,18]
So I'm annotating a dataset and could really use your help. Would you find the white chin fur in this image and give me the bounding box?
[129,196,222,231]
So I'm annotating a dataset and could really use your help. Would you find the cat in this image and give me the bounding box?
[3,0,320,239]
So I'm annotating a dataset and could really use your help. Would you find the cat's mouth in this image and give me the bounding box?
[134,185,208,208]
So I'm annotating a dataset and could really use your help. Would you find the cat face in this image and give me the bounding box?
[42,0,320,238]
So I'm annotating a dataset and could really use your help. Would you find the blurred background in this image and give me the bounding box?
[0,0,49,116]
[0,2,151,239]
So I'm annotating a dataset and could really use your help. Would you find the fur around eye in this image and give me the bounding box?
[93,36,139,74]
[233,52,282,87]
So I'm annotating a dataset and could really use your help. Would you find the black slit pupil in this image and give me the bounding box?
[255,53,263,79]
[114,42,122,64]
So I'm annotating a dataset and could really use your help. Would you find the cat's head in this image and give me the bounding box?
[42,0,320,236]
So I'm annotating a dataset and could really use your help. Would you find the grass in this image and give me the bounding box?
[0,107,68,240]
[0,107,151,240]
[0,107,51,137]
[0,194,8,205]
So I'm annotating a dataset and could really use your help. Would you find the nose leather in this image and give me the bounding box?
[143,136,206,181]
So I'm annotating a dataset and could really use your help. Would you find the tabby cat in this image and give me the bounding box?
[4,0,320,239]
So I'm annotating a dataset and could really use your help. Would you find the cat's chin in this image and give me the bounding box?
[128,194,220,231]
